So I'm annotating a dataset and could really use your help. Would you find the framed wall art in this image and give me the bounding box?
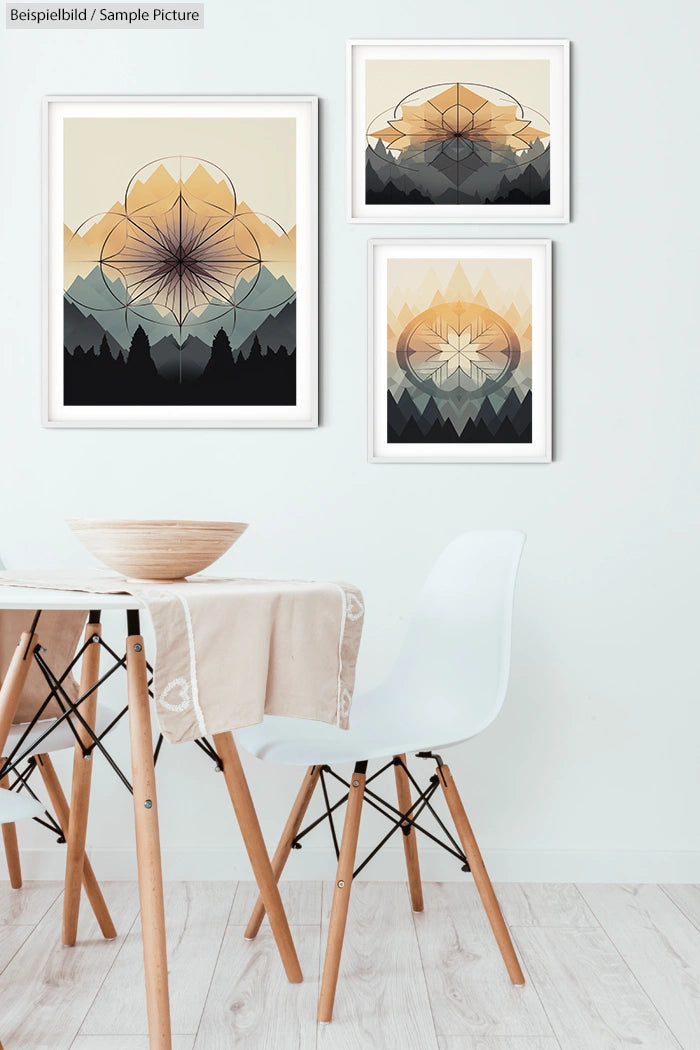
[348,40,569,223]
[369,239,551,463]
[44,95,317,428]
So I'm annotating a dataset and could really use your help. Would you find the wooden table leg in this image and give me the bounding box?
[34,754,116,939]
[245,764,320,940]
[213,731,303,983]
[63,616,106,945]
[1,759,22,889]
[126,626,172,1050]
[318,760,367,1024]
[437,763,525,985]
[394,755,424,912]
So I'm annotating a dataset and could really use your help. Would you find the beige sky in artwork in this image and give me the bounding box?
[366,59,550,129]
[63,117,297,233]
[388,258,533,319]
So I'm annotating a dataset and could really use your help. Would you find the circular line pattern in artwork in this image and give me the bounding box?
[396,301,521,402]
[66,155,294,337]
[366,82,550,199]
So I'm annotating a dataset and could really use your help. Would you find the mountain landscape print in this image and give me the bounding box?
[64,157,296,407]
[47,98,317,425]
[371,241,551,463]
[386,254,533,446]
[350,42,568,222]
[366,80,550,208]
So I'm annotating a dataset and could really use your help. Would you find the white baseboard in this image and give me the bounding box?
[11,846,700,883]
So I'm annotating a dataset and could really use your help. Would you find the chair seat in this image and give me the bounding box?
[0,790,44,822]
[235,691,472,766]
[4,706,120,762]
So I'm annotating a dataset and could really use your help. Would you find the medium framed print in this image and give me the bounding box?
[348,40,569,223]
[370,239,552,463]
[44,95,317,428]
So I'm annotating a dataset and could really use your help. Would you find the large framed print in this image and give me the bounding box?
[44,95,317,428]
[370,240,551,463]
[349,40,569,223]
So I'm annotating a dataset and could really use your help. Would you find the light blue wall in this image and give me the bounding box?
[1,2,698,878]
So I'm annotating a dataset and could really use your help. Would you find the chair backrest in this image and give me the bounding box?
[387,530,525,744]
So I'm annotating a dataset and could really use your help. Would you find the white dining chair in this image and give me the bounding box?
[235,530,526,1022]
[0,787,45,1050]
[0,557,119,944]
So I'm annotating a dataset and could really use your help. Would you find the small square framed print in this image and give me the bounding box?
[349,39,569,223]
[369,239,552,463]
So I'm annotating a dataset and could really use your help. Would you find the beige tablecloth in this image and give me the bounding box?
[0,572,365,744]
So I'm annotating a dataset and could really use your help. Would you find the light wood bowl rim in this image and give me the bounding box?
[66,518,248,532]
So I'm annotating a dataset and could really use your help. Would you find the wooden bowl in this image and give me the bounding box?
[66,519,248,581]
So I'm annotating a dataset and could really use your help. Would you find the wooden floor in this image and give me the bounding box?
[1,880,700,1049]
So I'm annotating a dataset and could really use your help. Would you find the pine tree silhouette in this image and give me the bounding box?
[202,328,235,382]
[126,326,158,379]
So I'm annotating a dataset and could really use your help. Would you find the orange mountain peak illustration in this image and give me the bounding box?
[371,83,547,153]
[184,164,234,210]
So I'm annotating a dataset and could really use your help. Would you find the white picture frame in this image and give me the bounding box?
[348,39,569,223]
[369,239,552,463]
[44,95,318,428]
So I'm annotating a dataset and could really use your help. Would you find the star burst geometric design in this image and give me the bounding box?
[101,192,258,328]
[66,155,295,341]
[396,301,521,402]
[368,82,549,188]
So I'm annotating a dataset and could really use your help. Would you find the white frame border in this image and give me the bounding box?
[43,94,318,429]
[347,39,569,223]
[368,239,552,464]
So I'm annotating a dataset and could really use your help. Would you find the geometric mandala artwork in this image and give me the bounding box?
[366,81,550,207]
[349,40,569,223]
[396,301,521,402]
[370,239,552,463]
[368,82,550,205]
[65,155,295,384]
[46,95,318,428]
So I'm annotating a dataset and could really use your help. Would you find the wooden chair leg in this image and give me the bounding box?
[126,629,172,1050]
[1,760,22,889]
[34,754,116,939]
[213,731,303,983]
[0,629,41,893]
[437,763,525,985]
[318,760,367,1024]
[0,629,38,757]
[245,764,321,940]
[393,755,423,912]
[63,619,102,946]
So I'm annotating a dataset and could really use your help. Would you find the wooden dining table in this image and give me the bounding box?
[0,581,316,1050]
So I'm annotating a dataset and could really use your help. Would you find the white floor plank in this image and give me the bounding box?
[514,925,681,1049]
[495,884,597,928]
[0,880,62,926]
[414,883,552,1039]
[0,925,32,973]
[317,881,439,1050]
[662,884,700,933]
[194,924,320,1050]
[230,879,322,927]
[438,1038,561,1049]
[81,881,235,1037]
[580,883,700,1048]
[0,883,140,1050]
[5,880,700,1049]
[72,1037,195,1050]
